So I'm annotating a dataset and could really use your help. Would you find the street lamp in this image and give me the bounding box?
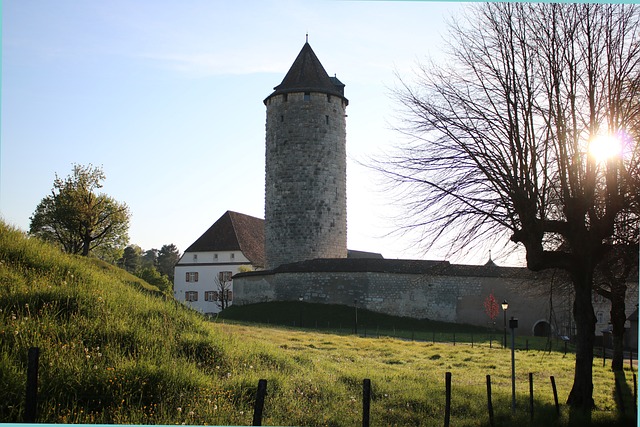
[354,299,358,335]
[501,300,509,349]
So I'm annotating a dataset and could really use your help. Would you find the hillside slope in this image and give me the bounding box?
[0,222,291,424]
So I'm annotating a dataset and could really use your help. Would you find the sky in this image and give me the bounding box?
[1,0,526,266]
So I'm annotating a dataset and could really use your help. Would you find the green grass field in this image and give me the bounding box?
[0,221,636,426]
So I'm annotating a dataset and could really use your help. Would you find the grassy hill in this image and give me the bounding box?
[0,221,635,426]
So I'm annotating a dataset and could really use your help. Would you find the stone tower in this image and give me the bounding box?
[264,41,348,269]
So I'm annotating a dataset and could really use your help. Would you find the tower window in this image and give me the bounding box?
[281,115,284,122]
[304,92,311,101]
[325,115,329,124]
[283,93,288,102]
[327,94,332,102]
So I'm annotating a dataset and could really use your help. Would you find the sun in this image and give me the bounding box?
[588,134,622,163]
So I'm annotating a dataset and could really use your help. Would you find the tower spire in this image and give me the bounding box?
[306,32,308,43]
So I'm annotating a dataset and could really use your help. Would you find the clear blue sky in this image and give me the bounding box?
[3,1,517,264]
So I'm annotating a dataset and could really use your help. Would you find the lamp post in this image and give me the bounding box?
[501,300,509,349]
[509,317,518,413]
[354,299,358,335]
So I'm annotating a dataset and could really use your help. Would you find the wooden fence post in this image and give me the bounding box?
[362,379,371,427]
[634,372,637,414]
[528,372,534,420]
[252,379,267,426]
[550,376,560,416]
[444,372,452,427]
[486,375,494,427]
[24,347,39,423]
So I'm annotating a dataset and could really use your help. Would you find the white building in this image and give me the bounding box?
[173,211,264,315]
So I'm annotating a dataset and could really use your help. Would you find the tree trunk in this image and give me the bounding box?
[566,277,596,411]
[610,291,626,371]
[81,240,90,256]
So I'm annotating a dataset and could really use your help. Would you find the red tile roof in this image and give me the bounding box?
[184,211,265,267]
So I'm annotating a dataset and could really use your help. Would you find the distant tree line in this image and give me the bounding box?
[117,244,181,294]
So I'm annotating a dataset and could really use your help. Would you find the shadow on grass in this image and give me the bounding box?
[613,370,636,426]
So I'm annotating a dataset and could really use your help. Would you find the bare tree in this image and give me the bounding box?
[215,271,233,310]
[377,3,640,411]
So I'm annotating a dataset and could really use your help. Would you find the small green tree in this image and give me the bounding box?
[29,164,130,256]
[141,249,159,269]
[157,244,180,282]
[136,267,173,294]
[120,245,142,272]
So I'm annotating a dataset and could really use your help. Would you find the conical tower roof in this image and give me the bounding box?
[264,42,348,104]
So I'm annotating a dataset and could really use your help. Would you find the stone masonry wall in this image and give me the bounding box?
[264,92,347,269]
[232,270,577,335]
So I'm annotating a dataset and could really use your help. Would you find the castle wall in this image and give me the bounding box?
[264,92,347,269]
[233,270,563,334]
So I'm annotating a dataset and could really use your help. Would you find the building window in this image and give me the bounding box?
[218,271,233,282]
[304,92,310,101]
[193,254,198,263]
[214,253,218,260]
[597,312,604,324]
[186,272,199,282]
[205,291,218,302]
[230,253,235,260]
[185,291,198,302]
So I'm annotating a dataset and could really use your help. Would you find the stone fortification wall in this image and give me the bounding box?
[264,92,347,269]
[232,268,558,334]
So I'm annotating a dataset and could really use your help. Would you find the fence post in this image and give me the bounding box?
[25,347,39,423]
[362,379,371,427]
[550,376,560,416]
[444,372,452,427]
[486,375,494,427]
[453,333,456,346]
[630,349,634,372]
[529,372,534,420]
[634,372,637,414]
[252,379,267,426]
